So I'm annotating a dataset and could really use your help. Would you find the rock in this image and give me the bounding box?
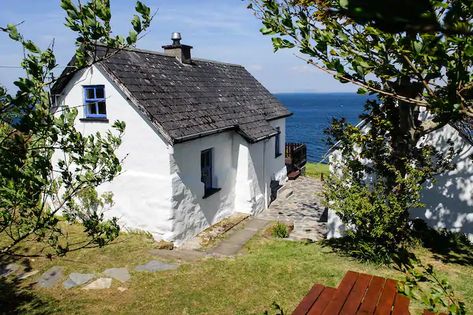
[117,286,128,292]
[103,268,130,283]
[156,240,174,250]
[63,273,95,289]
[135,260,178,273]
[37,266,64,288]
[17,270,39,280]
[82,278,112,290]
[0,263,20,277]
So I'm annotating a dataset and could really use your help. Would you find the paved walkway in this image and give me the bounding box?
[208,218,270,256]
[258,176,327,241]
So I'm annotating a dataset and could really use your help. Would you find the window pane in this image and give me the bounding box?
[86,88,95,100]
[96,87,105,99]
[98,101,107,115]
[88,103,97,114]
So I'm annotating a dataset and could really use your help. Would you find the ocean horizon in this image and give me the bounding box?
[274,92,370,162]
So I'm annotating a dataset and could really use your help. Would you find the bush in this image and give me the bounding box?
[271,222,290,238]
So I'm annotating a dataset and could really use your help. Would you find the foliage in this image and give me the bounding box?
[262,302,285,315]
[396,253,467,315]
[323,100,455,262]
[271,222,290,238]
[249,0,469,261]
[0,0,153,257]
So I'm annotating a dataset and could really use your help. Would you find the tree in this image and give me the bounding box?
[249,0,472,259]
[0,0,153,257]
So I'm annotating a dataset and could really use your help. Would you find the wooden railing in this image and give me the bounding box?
[285,143,307,170]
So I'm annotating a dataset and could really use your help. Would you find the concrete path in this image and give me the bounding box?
[258,176,327,241]
[209,218,270,256]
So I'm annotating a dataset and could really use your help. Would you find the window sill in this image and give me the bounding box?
[203,188,221,199]
[275,153,283,158]
[80,117,109,123]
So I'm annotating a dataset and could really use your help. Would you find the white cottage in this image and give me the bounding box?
[326,116,473,240]
[52,35,292,244]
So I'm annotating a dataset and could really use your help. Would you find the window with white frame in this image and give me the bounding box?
[83,85,106,119]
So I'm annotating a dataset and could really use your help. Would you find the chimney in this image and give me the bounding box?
[162,32,193,64]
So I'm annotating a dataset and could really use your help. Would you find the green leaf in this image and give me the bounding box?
[6,23,20,41]
[127,30,137,45]
[357,88,368,95]
[24,40,40,53]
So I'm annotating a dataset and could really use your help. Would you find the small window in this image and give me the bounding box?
[83,85,106,119]
[275,127,281,157]
[201,148,220,198]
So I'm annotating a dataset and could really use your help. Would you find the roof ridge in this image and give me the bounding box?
[95,43,244,68]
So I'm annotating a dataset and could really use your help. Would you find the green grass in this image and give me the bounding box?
[2,230,473,314]
[305,162,330,179]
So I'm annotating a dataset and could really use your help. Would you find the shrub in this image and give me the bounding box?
[271,222,290,238]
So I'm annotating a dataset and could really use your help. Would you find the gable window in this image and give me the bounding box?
[275,127,282,157]
[201,148,221,198]
[83,85,107,119]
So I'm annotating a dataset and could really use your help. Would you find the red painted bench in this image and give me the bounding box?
[292,271,410,315]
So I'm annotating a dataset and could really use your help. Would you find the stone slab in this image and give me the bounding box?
[18,270,39,280]
[135,260,178,272]
[82,278,112,290]
[103,268,130,283]
[37,266,64,288]
[0,263,20,277]
[63,273,95,289]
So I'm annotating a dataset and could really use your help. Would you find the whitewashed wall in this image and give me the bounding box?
[169,119,288,244]
[411,124,473,239]
[170,131,237,243]
[327,123,473,240]
[55,66,174,240]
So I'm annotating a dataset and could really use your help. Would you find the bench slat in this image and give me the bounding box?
[292,284,326,315]
[321,271,359,315]
[356,276,386,315]
[308,287,337,315]
[340,273,372,315]
[374,279,397,315]
[392,293,410,315]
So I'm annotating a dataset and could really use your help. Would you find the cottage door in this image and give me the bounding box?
[201,149,213,191]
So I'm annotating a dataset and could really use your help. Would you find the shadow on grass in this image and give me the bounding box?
[412,219,473,266]
[0,255,53,315]
[320,237,397,265]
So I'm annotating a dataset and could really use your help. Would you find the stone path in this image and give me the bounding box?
[37,266,64,289]
[209,218,270,256]
[258,176,327,241]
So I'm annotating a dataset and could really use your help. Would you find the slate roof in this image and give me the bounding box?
[53,45,291,144]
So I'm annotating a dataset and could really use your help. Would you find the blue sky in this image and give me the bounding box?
[0,0,355,93]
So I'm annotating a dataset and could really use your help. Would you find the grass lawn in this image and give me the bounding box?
[305,162,330,180]
[2,229,473,314]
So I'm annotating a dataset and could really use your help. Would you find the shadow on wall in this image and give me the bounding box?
[411,125,473,239]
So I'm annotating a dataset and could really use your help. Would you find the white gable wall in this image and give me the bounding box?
[411,124,473,237]
[327,123,473,240]
[55,65,174,240]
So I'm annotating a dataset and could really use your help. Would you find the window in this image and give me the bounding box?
[275,127,282,157]
[201,148,220,198]
[83,85,107,119]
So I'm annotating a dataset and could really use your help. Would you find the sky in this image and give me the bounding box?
[0,0,356,94]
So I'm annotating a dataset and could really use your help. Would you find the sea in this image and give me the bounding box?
[274,93,371,162]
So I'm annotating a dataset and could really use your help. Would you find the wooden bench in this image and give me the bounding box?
[292,271,410,315]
